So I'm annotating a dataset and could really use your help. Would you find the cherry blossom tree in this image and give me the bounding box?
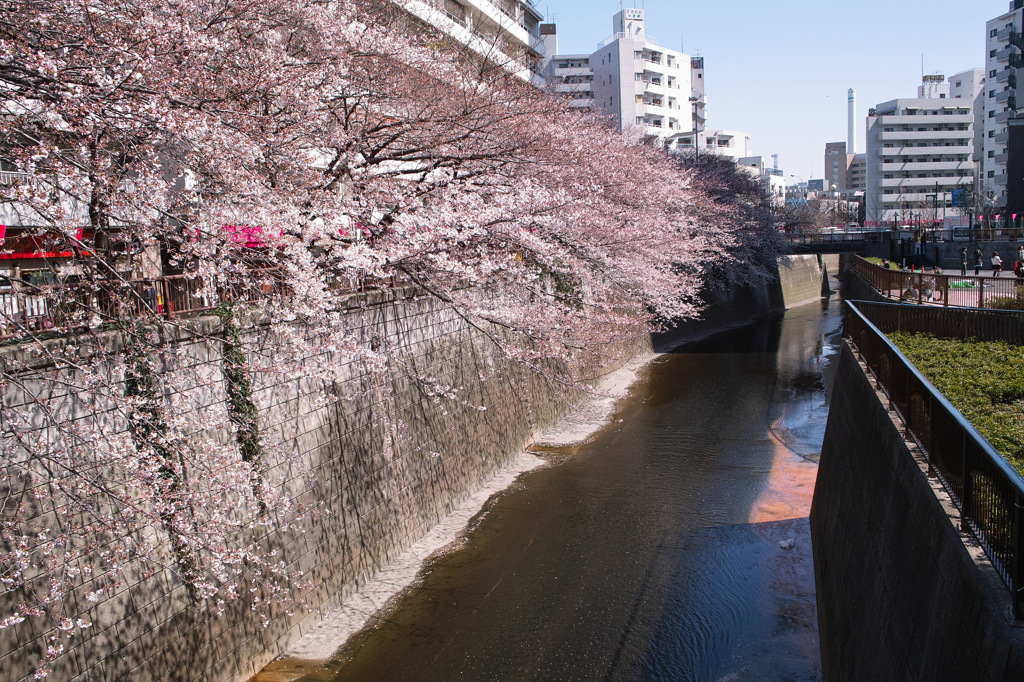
[0,0,779,675]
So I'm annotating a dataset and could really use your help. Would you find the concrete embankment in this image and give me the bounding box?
[811,343,1024,681]
[653,254,825,351]
[0,255,824,682]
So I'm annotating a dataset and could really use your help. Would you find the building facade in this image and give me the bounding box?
[541,10,745,153]
[395,0,546,85]
[589,9,693,146]
[982,0,1024,208]
[542,49,595,112]
[737,156,786,208]
[673,129,751,160]
[865,76,978,224]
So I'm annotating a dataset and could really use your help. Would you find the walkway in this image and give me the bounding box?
[851,256,1023,308]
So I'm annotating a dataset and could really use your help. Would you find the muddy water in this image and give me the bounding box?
[266,292,842,682]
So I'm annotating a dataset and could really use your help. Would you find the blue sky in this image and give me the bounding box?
[539,0,1008,184]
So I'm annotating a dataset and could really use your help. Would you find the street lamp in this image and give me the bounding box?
[790,174,806,201]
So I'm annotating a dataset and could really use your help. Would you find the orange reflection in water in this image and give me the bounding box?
[748,416,820,524]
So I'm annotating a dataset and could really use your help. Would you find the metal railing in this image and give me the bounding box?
[852,255,1024,309]
[0,269,409,341]
[845,300,1024,617]
[786,231,878,246]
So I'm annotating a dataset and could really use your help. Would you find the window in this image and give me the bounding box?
[991,28,998,37]
[989,170,996,178]
[991,69,998,77]
[956,80,962,87]
[991,90,997,97]
[989,150,996,157]
[990,110,996,117]
[991,49,998,57]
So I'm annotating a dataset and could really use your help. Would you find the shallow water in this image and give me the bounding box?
[266,291,843,682]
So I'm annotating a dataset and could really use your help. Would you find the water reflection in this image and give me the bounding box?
[267,291,842,682]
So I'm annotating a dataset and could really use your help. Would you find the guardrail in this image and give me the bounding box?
[852,255,1023,308]
[845,300,1024,618]
[785,231,880,246]
[0,269,409,341]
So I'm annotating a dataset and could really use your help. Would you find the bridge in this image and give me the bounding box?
[783,231,872,254]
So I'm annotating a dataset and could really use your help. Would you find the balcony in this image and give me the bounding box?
[996,131,1009,143]
[879,161,973,173]
[996,89,1015,103]
[879,130,971,142]
[880,146,973,156]
[997,110,1015,123]
[996,46,1016,62]
[996,152,1009,164]
[0,171,31,185]
[880,176,973,189]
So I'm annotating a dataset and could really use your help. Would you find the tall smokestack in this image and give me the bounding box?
[848,88,857,154]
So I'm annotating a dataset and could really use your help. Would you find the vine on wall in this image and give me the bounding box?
[122,324,201,601]
[214,305,267,515]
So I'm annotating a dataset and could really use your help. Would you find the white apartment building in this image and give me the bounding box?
[543,10,709,149]
[542,49,595,112]
[737,156,786,208]
[589,9,692,146]
[865,75,978,224]
[673,129,751,160]
[394,0,546,85]
[541,9,750,156]
[983,1,1024,208]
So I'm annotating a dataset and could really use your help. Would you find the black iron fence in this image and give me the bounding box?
[852,255,1023,308]
[0,269,409,341]
[845,300,1024,617]
[849,299,1024,345]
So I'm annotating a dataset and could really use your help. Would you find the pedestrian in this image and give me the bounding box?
[1018,244,1024,263]
[975,248,984,276]
[961,247,968,276]
[992,251,1003,277]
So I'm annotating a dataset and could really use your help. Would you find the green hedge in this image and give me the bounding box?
[889,332,1024,473]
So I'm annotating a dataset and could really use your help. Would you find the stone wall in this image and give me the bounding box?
[0,260,799,682]
[810,343,1024,681]
[0,287,640,682]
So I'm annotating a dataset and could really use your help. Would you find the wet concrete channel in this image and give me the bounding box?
[258,284,844,682]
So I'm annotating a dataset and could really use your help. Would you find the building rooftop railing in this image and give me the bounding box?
[844,299,1024,618]
[598,32,658,48]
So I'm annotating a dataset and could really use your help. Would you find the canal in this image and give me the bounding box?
[267,287,843,682]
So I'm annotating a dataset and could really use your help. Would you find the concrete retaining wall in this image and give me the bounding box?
[811,343,1024,681]
[652,255,825,352]
[778,254,827,309]
[1,259,803,682]
[0,288,626,682]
